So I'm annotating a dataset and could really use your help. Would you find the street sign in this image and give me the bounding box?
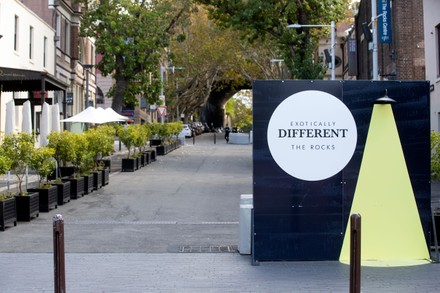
[66,93,73,105]
[158,106,167,117]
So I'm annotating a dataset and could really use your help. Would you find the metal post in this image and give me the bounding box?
[214,133,216,144]
[330,21,335,80]
[160,66,165,124]
[431,210,440,262]
[193,134,195,145]
[372,0,379,80]
[287,22,336,80]
[53,214,66,293]
[25,166,28,190]
[350,213,361,293]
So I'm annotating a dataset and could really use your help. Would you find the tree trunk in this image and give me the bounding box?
[111,55,127,114]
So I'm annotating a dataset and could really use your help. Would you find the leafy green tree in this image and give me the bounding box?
[195,0,350,79]
[79,0,192,112]
[117,124,137,158]
[85,126,115,169]
[29,147,56,188]
[1,133,35,195]
[0,153,13,200]
[167,6,261,120]
[47,131,77,177]
[431,131,440,180]
[226,96,252,132]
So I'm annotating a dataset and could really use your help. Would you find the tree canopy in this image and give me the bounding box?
[195,0,350,79]
[79,0,192,112]
[78,0,351,120]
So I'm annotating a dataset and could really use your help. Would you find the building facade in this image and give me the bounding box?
[10,0,97,132]
[0,0,63,137]
[423,0,440,131]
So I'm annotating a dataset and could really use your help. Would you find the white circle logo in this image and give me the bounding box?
[267,90,357,181]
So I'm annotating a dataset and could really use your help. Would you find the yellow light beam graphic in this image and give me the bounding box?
[339,103,430,267]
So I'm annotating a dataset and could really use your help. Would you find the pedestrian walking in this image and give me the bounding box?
[224,124,231,143]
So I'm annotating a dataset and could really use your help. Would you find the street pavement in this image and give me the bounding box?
[1,133,440,292]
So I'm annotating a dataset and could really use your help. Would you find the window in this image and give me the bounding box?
[29,26,34,59]
[14,15,19,51]
[43,36,47,67]
[55,14,60,48]
[64,19,70,54]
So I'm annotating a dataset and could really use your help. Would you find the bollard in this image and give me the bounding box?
[214,133,216,144]
[53,214,66,293]
[349,213,361,293]
[193,134,195,145]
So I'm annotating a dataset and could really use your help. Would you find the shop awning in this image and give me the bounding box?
[0,67,68,92]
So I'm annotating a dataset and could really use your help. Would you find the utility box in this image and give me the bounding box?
[239,194,253,254]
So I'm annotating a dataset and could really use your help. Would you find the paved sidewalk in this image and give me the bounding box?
[1,133,440,292]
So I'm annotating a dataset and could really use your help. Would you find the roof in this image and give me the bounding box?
[0,67,68,92]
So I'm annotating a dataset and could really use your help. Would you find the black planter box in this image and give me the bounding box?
[15,192,39,221]
[28,186,58,212]
[136,156,141,169]
[83,174,94,194]
[102,168,110,186]
[62,177,85,199]
[99,159,112,172]
[59,166,75,178]
[150,139,163,146]
[0,198,17,231]
[122,158,136,172]
[93,171,103,190]
[51,181,71,205]
[156,145,170,155]
[148,149,156,162]
[140,153,146,167]
[143,152,151,165]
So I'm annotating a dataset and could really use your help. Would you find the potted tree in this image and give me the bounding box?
[48,131,85,199]
[1,133,39,221]
[46,131,74,205]
[118,124,138,172]
[132,124,149,167]
[140,123,153,165]
[96,124,116,173]
[47,130,77,178]
[0,153,15,231]
[85,126,114,189]
[27,146,58,212]
[149,122,164,146]
[71,133,94,195]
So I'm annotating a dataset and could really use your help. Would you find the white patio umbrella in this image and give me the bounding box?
[40,102,51,146]
[97,107,127,123]
[51,103,61,133]
[5,100,16,135]
[22,100,32,134]
[104,107,129,121]
[60,106,103,124]
[60,106,128,124]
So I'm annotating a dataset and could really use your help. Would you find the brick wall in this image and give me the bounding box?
[357,0,425,80]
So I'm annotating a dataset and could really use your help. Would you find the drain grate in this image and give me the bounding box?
[178,245,238,253]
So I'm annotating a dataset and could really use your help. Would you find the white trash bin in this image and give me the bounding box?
[239,194,253,254]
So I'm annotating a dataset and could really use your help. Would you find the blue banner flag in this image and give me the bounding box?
[378,0,392,43]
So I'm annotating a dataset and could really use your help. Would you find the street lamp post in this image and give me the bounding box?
[159,66,183,124]
[270,59,285,79]
[287,21,335,80]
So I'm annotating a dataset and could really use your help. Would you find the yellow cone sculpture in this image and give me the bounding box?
[339,102,430,266]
